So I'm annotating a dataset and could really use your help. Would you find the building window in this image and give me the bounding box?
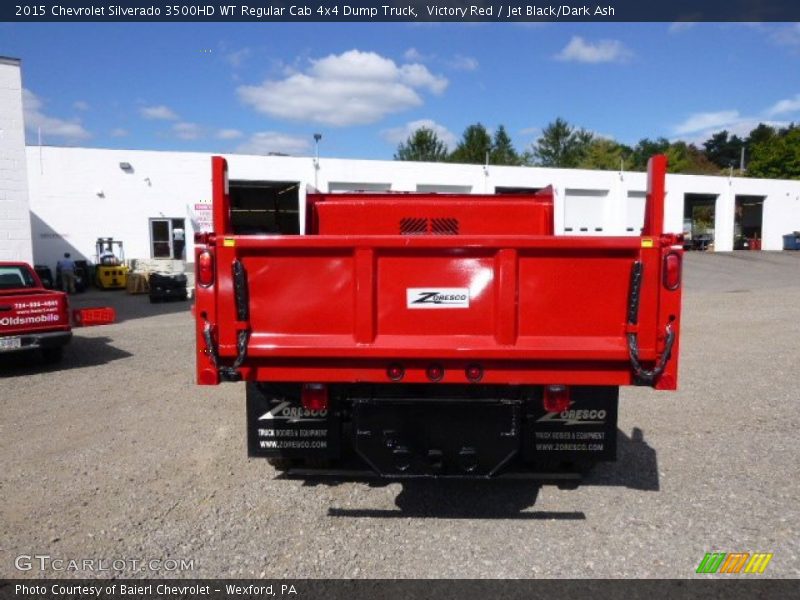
[150,218,185,259]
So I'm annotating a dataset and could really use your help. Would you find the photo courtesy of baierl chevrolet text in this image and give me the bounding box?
[1,0,799,596]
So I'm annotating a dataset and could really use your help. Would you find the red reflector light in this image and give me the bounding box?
[72,307,116,327]
[465,364,483,382]
[426,364,444,382]
[197,250,214,287]
[301,383,328,412]
[663,251,681,291]
[543,385,571,413]
[387,363,405,381]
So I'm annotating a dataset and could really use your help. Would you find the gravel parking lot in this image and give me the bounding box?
[1,252,799,579]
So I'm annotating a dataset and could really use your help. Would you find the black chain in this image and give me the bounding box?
[627,260,675,386]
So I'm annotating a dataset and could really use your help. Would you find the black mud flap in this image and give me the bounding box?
[352,399,521,478]
[523,386,618,464]
[246,383,340,459]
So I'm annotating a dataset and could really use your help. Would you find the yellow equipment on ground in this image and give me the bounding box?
[94,238,128,289]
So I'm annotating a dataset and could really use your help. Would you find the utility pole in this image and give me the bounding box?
[313,133,322,190]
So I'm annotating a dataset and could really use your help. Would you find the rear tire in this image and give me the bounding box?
[41,347,64,364]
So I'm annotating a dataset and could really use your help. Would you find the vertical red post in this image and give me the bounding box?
[353,247,376,344]
[212,156,231,235]
[494,249,518,346]
[643,154,667,237]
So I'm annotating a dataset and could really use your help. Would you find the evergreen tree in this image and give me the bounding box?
[531,118,594,167]
[490,125,521,166]
[394,127,449,162]
[449,123,493,164]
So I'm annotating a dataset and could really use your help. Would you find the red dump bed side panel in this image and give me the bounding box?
[312,189,554,236]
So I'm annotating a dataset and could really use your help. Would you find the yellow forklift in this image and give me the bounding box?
[94,238,129,289]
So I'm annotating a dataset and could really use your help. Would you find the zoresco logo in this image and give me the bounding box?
[696,552,773,574]
[406,288,470,309]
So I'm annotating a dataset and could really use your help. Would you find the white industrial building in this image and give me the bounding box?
[3,57,800,272]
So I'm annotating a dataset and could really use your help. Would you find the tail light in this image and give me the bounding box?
[663,251,681,291]
[426,364,444,382]
[197,250,214,287]
[387,363,405,381]
[543,385,571,413]
[301,383,328,412]
[465,364,483,382]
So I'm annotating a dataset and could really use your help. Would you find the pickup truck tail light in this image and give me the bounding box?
[197,250,214,287]
[301,383,328,412]
[543,385,571,413]
[663,251,682,291]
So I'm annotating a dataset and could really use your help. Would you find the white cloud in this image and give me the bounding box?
[769,23,800,47]
[140,105,179,120]
[172,122,203,140]
[555,36,633,64]
[673,110,741,135]
[671,105,792,144]
[235,132,311,155]
[668,22,697,34]
[404,47,427,62]
[23,89,91,142]
[237,49,448,127]
[73,100,90,111]
[216,128,244,140]
[110,128,129,137]
[447,55,479,71]
[380,119,458,149]
[766,93,800,117]
[224,47,251,68]
[403,48,478,71]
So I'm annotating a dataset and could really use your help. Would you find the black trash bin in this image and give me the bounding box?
[148,272,188,303]
[34,265,54,289]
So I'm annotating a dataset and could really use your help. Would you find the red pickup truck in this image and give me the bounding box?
[0,262,72,363]
[195,155,682,479]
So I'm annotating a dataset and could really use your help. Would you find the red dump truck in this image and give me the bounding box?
[195,155,682,479]
[0,261,72,363]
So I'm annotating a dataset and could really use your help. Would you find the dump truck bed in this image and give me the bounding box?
[195,156,682,391]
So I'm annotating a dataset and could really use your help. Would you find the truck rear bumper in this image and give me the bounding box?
[0,329,72,354]
[247,382,618,479]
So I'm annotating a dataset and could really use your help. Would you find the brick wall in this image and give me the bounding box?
[0,57,33,263]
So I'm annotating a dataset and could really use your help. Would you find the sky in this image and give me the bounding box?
[2,21,800,160]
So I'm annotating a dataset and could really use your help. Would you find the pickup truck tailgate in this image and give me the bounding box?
[0,290,70,336]
[200,235,678,387]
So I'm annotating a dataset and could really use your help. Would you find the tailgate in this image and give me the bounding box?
[200,235,678,387]
[0,290,70,336]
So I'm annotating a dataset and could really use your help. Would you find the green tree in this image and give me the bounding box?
[630,137,671,170]
[531,118,594,167]
[664,142,719,174]
[577,138,631,170]
[746,123,777,148]
[394,127,449,162]
[703,130,746,170]
[489,125,521,166]
[747,125,800,179]
[449,123,493,164]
